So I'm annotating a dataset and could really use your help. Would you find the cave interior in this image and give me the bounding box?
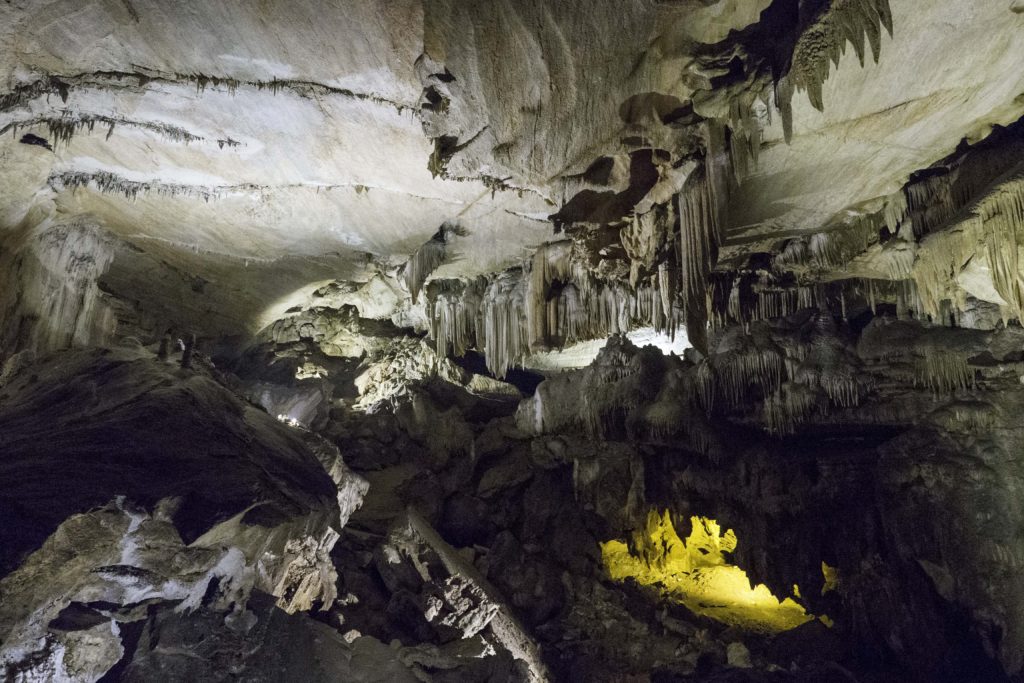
[2,1,1024,682]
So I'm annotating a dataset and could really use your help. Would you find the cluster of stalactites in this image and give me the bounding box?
[708,273,881,330]
[817,373,861,409]
[710,275,820,332]
[727,94,770,180]
[980,179,1024,322]
[695,344,785,412]
[911,227,975,322]
[824,137,1024,325]
[48,170,246,202]
[782,0,894,118]
[0,113,231,151]
[769,343,869,434]
[676,134,731,348]
[526,242,678,357]
[707,264,948,335]
[425,242,682,378]
[911,177,1024,324]
[914,349,976,395]
[704,346,867,436]
[402,225,455,303]
[774,212,891,275]
[902,143,1023,240]
[763,383,819,436]
[764,149,1024,324]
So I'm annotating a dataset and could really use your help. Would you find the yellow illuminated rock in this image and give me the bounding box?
[822,561,839,595]
[602,511,814,633]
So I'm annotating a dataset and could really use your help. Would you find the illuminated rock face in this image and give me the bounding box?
[4,1,1024,681]
[601,511,813,634]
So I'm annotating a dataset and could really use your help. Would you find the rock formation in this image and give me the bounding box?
[3,1,1024,681]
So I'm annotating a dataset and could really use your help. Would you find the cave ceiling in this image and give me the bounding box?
[1,0,1023,344]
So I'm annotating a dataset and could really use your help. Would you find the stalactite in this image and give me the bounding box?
[775,77,795,145]
[727,96,765,180]
[621,205,673,275]
[884,192,909,236]
[699,343,785,412]
[782,0,893,115]
[981,180,1024,321]
[527,242,574,350]
[480,272,530,378]
[763,383,818,435]
[425,256,683,379]
[915,349,975,394]
[774,210,889,275]
[678,166,718,331]
[675,123,732,351]
[658,262,675,325]
[48,171,250,202]
[1,113,239,150]
[906,177,1024,323]
[403,226,453,303]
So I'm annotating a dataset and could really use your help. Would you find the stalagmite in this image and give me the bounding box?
[601,511,813,632]
[157,333,171,360]
[180,333,196,369]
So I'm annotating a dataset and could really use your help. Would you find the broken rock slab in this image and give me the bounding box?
[374,509,551,682]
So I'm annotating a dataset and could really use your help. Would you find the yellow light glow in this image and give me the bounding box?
[601,510,814,633]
